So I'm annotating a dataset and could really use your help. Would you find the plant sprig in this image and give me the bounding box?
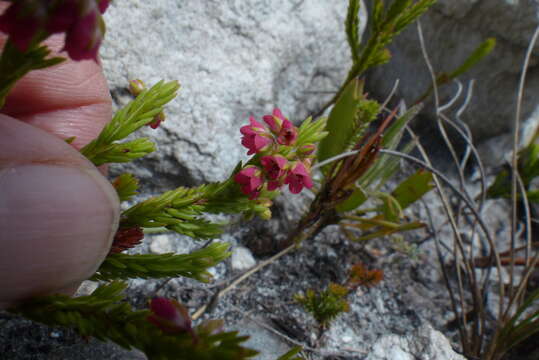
[92,242,231,282]
[12,282,257,360]
[0,40,64,108]
[81,80,180,166]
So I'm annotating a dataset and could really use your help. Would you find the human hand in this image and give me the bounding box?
[0,34,120,308]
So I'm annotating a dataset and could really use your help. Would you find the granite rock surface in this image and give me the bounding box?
[366,0,539,161]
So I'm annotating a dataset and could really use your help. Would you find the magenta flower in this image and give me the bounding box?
[260,155,287,180]
[277,119,298,146]
[284,162,313,194]
[262,108,298,146]
[63,3,104,61]
[240,116,272,155]
[148,297,193,335]
[234,166,264,199]
[0,0,108,61]
[0,1,45,51]
[263,108,286,133]
[267,180,282,191]
[46,0,79,33]
[97,0,111,13]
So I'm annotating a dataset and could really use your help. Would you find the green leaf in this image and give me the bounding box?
[526,190,539,203]
[379,192,403,223]
[81,80,180,165]
[92,242,231,282]
[497,288,539,353]
[317,78,365,166]
[121,183,231,238]
[391,170,434,209]
[89,138,156,166]
[447,38,496,80]
[336,186,368,212]
[358,104,421,189]
[276,346,304,360]
[112,173,139,202]
[346,0,362,63]
[296,116,328,146]
[418,37,495,102]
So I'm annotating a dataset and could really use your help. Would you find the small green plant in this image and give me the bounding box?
[487,138,539,202]
[295,263,383,329]
[295,283,351,329]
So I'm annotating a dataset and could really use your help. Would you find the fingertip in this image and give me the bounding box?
[0,115,120,305]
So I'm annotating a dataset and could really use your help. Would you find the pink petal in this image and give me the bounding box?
[249,116,266,131]
[98,0,111,13]
[303,175,313,189]
[292,162,309,177]
[263,114,279,133]
[267,180,281,191]
[288,178,303,194]
[253,135,270,151]
[273,108,285,121]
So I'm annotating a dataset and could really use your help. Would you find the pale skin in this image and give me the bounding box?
[0,27,121,308]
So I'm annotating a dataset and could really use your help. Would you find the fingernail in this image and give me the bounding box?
[0,164,119,300]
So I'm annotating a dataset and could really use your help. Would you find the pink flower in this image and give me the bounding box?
[284,162,313,194]
[97,0,111,13]
[267,180,281,191]
[0,0,108,61]
[46,0,79,33]
[277,119,298,146]
[240,116,272,155]
[263,108,286,133]
[63,3,104,61]
[148,297,193,335]
[262,108,298,146]
[234,166,264,199]
[0,2,45,51]
[260,155,288,180]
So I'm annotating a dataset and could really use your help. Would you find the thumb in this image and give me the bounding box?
[0,115,120,308]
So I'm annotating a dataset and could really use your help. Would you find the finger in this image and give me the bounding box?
[0,115,120,308]
[1,34,112,149]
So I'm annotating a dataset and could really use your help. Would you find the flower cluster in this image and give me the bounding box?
[0,0,110,61]
[234,108,315,199]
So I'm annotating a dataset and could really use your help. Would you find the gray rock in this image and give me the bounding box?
[238,318,293,360]
[231,246,257,271]
[366,0,539,151]
[101,0,352,188]
[366,324,466,360]
[149,234,175,254]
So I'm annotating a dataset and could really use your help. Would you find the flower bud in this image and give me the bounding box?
[148,111,166,129]
[148,297,193,335]
[128,79,146,96]
[298,144,316,157]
